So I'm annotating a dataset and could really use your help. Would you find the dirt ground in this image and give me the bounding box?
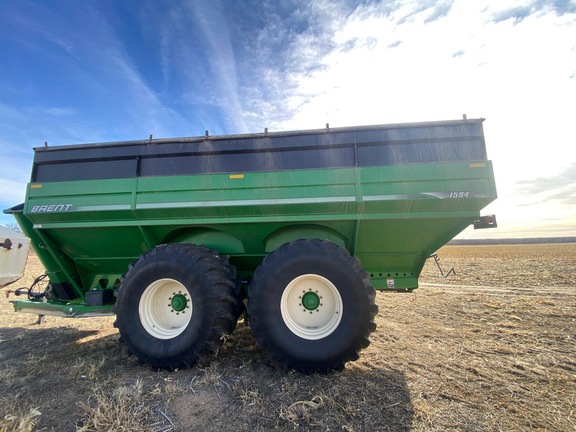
[1,243,575,431]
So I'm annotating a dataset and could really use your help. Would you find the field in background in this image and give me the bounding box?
[1,243,575,431]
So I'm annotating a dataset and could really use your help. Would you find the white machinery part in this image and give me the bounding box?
[0,226,30,288]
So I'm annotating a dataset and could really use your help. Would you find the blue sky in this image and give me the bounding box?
[1,0,575,238]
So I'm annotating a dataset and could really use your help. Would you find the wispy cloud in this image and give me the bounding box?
[1,2,192,142]
[242,0,472,129]
[490,0,576,24]
[226,0,504,131]
[515,163,576,206]
[395,0,455,24]
[186,0,246,132]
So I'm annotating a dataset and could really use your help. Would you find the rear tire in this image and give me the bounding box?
[114,243,239,369]
[248,238,377,373]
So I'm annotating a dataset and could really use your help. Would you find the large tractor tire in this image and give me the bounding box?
[114,243,239,369]
[248,238,378,373]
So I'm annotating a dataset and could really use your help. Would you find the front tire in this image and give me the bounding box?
[248,239,378,373]
[114,243,239,369]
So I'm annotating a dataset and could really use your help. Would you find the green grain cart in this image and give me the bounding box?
[4,118,497,372]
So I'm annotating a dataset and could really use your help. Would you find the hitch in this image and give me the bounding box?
[5,274,49,324]
[4,274,48,300]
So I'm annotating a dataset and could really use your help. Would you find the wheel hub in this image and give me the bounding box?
[301,290,321,311]
[170,293,188,312]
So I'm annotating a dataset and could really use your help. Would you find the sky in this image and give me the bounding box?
[0,0,575,239]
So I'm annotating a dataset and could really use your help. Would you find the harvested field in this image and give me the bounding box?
[1,243,575,431]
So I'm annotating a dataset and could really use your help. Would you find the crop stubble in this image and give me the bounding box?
[0,243,574,431]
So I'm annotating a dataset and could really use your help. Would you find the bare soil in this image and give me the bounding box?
[1,244,575,431]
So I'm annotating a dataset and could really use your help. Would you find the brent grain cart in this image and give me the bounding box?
[4,118,497,372]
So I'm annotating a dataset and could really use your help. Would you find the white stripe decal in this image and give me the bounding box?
[362,194,412,201]
[363,192,487,201]
[59,193,488,213]
[136,196,356,210]
[74,204,131,211]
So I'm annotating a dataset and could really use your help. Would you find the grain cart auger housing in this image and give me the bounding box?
[4,118,497,372]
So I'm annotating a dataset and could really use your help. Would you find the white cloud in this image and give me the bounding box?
[186,0,247,132]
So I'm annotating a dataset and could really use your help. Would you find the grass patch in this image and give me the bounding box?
[0,398,41,432]
[77,380,159,432]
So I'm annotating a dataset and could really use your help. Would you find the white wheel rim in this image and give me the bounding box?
[139,278,192,339]
[280,274,343,340]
